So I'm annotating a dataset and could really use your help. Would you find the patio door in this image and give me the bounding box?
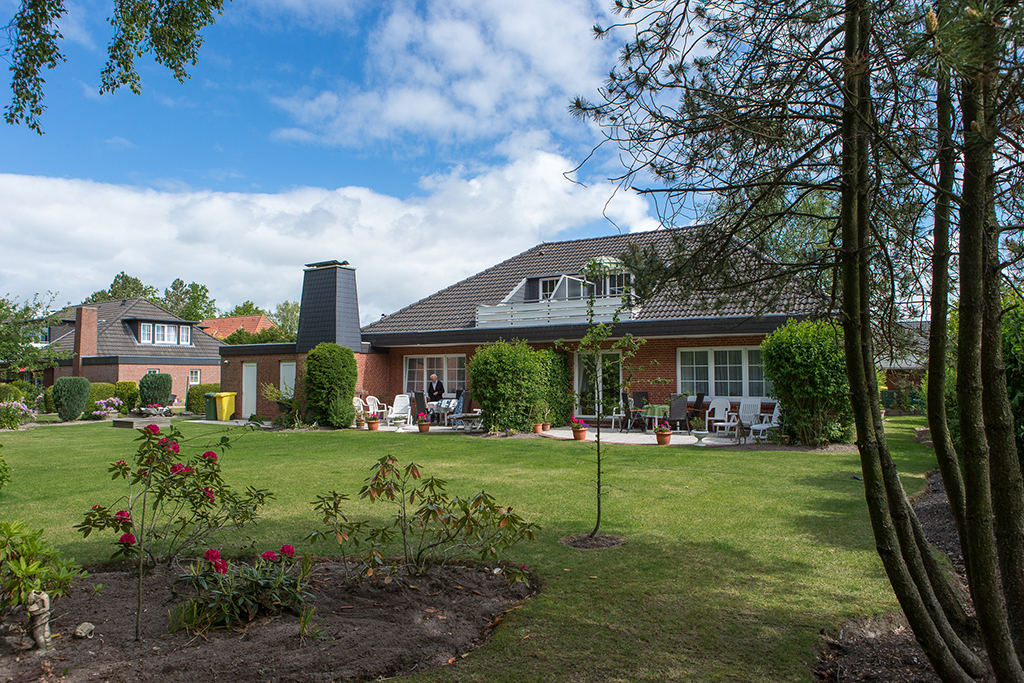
[576,351,620,418]
[242,362,257,419]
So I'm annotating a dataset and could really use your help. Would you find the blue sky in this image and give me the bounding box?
[0,0,662,324]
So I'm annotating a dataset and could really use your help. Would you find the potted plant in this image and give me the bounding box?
[365,413,381,431]
[416,412,431,433]
[531,400,548,434]
[689,417,708,444]
[571,417,588,441]
[653,420,672,445]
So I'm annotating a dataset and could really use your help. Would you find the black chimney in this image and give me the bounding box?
[296,260,362,353]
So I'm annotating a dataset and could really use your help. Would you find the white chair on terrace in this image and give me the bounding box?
[352,396,367,421]
[720,398,761,441]
[386,394,412,426]
[705,398,731,435]
[750,403,782,442]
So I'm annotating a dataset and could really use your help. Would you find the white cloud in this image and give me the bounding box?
[104,136,136,150]
[270,0,620,147]
[0,154,652,324]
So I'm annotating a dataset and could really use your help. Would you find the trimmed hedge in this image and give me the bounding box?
[0,385,23,403]
[82,382,116,420]
[467,340,545,432]
[186,383,220,414]
[304,343,357,427]
[114,381,139,415]
[43,386,54,413]
[52,377,91,421]
[139,373,173,407]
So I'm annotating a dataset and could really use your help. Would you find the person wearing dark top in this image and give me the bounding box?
[427,374,445,402]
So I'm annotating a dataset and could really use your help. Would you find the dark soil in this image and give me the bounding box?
[813,469,980,683]
[558,534,627,550]
[0,562,535,682]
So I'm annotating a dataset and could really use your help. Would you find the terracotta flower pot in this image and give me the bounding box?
[542,422,551,431]
[656,431,671,445]
[418,423,430,433]
[572,428,587,441]
[533,423,543,434]
[366,421,380,431]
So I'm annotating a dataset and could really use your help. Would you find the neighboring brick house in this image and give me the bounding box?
[220,228,825,421]
[201,314,278,340]
[45,298,224,401]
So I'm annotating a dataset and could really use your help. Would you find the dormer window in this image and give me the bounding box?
[140,323,153,343]
[138,322,191,345]
[540,278,559,300]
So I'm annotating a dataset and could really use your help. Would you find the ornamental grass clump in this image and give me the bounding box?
[169,544,312,632]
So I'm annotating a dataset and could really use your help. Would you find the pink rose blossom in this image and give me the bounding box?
[279,544,295,558]
[114,510,131,522]
[202,487,215,503]
[212,559,228,574]
[204,548,220,561]
[91,505,101,510]
[119,533,136,545]
[115,460,126,467]
[144,424,160,435]
[170,463,194,476]
[261,550,278,562]
[202,451,218,462]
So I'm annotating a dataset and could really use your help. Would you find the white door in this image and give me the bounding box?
[280,361,296,397]
[243,362,258,418]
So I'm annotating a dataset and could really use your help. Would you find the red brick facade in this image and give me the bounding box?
[54,362,220,406]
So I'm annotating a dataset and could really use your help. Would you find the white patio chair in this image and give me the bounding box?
[720,398,761,441]
[352,396,367,421]
[705,398,731,435]
[386,394,413,426]
[609,397,627,430]
[365,396,388,420]
[750,403,782,442]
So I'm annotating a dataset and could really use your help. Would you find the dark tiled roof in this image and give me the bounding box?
[50,299,224,358]
[361,227,824,335]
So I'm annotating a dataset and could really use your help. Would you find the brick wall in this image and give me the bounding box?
[220,352,305,418]
[53,361,220,406]
[72,307,98,377]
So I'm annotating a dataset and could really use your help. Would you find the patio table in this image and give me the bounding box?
[643,404,669,430]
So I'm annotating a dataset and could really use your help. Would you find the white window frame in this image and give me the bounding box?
[154,324,178,345]
[540,277,559,300]
[179,326,191,345]
[189,369,201,385]
[574,350,622,419]
[140,323,153,344]
[676,347,771,399]
[403,355,467,394]
[147,368,159,374]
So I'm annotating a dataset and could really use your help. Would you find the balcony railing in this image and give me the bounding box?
[475,297,633,328]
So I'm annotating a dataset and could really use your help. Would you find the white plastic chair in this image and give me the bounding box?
[609,397,627,430]
[720,398,761,440]
[705,398,731,435]
[352,396,367,421]
[387,394,412,426]
[365,396,386,419]
[750,403,782,442]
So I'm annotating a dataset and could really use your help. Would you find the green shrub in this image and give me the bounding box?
[467,340,544,431]
[0,385,23,403]
[760,319,852,446]
[82,382,117,420]
[0,521,85,629]
[186,383,220,414]
[0,402,32,430]
[536,349,573,427]
[303,343,357,428]
[52,376,91,421]
[139,373,173,407]
[43,386,54,414]
[114,381,140,414]
[0,444,10,491]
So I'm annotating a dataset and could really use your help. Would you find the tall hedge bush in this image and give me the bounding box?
[43,386,54,413]
[467,340,545,431]
[52,377,91,421]
[139,373,173,407]
[83,382,116,420]
[760,319,851,446]
[114,381,140,414]
[186,383,220,414]
[536,349,573,427]
[304,343,357,427]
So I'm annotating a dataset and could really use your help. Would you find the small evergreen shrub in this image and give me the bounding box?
[536,349,573,427]
[114,381,140,414]
[0,385,22,403]
[43,386,54,414]
[304,343,357,428]
[186,383,220,413]
[83,382,117,420]
[139,373,173,407]
[760,319,852,446]
[52,377,92,421]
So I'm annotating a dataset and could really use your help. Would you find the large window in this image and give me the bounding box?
[576,351,621,418]
[677,348,771,398]
[403,355,466,394]
[140,322,192,345]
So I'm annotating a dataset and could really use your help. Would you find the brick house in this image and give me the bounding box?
[201,314,278,340]
[45,299,224,401]
[220,228,824,420]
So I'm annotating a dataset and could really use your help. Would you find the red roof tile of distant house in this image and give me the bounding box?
[201,314,277,339]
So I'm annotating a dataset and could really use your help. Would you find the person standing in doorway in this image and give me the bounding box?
[427,374,445,423]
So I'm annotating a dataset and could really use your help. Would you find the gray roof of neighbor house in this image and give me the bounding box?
[49,298,224,358]
[361,227,825,345]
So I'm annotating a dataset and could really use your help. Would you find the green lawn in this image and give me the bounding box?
[0,417,935,682]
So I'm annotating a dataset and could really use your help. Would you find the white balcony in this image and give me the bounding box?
[475,297,634,328]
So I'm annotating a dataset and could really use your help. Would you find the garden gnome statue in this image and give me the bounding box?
[26,590,53,653]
